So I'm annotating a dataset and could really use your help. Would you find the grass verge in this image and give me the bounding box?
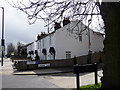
[72,83,101,90]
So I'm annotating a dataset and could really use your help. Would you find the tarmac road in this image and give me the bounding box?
[2,74,61,89]
[1,58,103,89]
[1,58,64,89]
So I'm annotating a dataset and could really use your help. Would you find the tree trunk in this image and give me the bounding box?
[100,2,120,88]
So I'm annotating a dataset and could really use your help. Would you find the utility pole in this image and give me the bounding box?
[0,7,5,66]
[88,19,92,63]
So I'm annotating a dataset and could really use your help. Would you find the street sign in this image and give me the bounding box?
[38,64,50,68]
[0,46,4,52]
[73,63,98,90]
[27,61,36,64]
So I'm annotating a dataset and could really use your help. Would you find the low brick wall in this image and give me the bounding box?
[14,52,104,70]
[15,61,27,71]
[13,56,27,60]
[91,52,104,63]
[38,59,73,68]
[38,52,104,68]
[76,52,104,65]
[76,55,88,65]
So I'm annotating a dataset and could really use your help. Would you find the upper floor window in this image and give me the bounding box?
[79,34,82,41]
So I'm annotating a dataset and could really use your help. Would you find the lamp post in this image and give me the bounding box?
[88,19,91,50]
[0,7,5,66]
[88,19,92,63]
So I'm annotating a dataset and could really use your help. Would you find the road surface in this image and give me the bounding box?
[1,58,63,89]
[1,58,103,89]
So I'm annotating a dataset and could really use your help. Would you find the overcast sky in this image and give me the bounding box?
[0,0,47,47]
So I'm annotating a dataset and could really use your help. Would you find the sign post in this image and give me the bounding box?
[0,7,5,66]
[73,63,98,90]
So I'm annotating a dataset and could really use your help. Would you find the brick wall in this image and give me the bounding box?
[38,52,104,68]
[15,52,104,70]
[38,59,73,68]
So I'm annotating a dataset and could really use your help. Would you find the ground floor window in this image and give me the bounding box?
[49,47,56,60]
[66,51,71,59]
[42,49,47,60]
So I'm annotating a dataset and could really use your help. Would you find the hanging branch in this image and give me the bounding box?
[7,0,104,37]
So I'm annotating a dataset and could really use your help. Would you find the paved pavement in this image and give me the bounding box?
[13,67,73,75]
[43,71,103,88]
[0,58,13,90]
[1,58,103,89]
[1,58,13,75]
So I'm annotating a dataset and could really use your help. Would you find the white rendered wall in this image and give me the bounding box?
[34,41,37,51]
[55,21,104,59]
[90,31,104,53]
[55,28,89,59]
[48,33,56,60]
[39,33,56,60]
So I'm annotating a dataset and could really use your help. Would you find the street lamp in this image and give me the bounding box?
[88,19,91,50]
[88,19,92,63]
[0,7,5,66]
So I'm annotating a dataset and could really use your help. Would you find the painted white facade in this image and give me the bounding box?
[26,21,104,60]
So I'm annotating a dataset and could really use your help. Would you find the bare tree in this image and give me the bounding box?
[17,41,27,56]
[7,43,15,57]
[7,0,120,88]
[7,0,103,34]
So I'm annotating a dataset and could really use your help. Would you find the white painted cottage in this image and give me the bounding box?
[26,20,104,60]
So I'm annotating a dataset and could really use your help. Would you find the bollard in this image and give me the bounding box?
[94,63,98,85]
[76,73,79,90]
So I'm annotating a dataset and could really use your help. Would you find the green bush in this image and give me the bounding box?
[72,83,102,90]
[99,56,103,63]
[73,56,77,65]
[80,83,102,89]
[87,55,91,64]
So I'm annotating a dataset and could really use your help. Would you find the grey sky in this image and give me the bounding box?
[0,0,47,46]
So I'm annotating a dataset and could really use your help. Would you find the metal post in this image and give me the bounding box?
[88,19,92,64]
[1,7,5,66]
[88,27,90,49]
[94,63,98,85]
[76,73,80,90]
[88,19,91,50]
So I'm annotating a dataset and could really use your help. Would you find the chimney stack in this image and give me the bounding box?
[63,17,70,26]
[37,34,41,40]
[54,22,61,30]
[37,32,47,40]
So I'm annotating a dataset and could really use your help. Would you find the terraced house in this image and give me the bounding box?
[26,19,104,60]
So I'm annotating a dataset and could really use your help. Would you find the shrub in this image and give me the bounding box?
[99,56,103,63]
[87,55,91,64]
[80,83,102,89]
[73,56,77,65]
[72,83,102,90]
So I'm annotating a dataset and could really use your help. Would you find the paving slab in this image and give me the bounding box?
[13,67,73,75]
[46,70,103,88]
